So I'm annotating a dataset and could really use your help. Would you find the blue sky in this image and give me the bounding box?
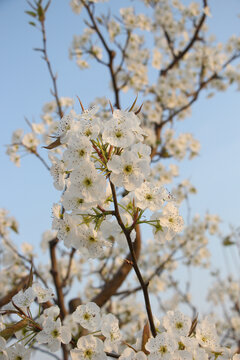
[1,0,240,314]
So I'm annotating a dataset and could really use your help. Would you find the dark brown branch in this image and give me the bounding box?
[92,224,141,307]
[0,276,29,308]
[160,0,208,76]
[49,238,67,319]
[106,352,120,359]
[109,181,157,338]
[82,1,120,108]
[62,248,76,288]
[163,27,176,58]
[114,239,187,299]
[2,237,49,289]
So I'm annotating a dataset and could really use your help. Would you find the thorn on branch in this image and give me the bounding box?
[76,96,85,112]
[109,100,114,113]
[124,259,133,266]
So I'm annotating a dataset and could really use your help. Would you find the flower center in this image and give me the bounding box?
[84,349,93,359]
[65,225,70,233]
[145,193,153,200]
[88,236,96,243]
[51,329,59,338]
[176,322,183,329]
[159,345,167,354]
[78,149,85,157]
[85,129,92,137]
[123,164,133,174]
[115,130,122,138]
[83,178,92,187]
[83,312,91,320]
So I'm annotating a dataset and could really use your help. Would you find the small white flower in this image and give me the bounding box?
[0,336,8,360]
[163,311,191,337]
[101,314,122,345]
[119,348,148,360]
[32,283,55,303]
[36,318,71,352]
[196,317,218,350]
[108,151,150,191]
[7,343,31,360]
[12,287,35,309]
[73,302,101,331]
[56,113,74,140]
[145,332,178,360]
[49,155,66,191]
[71,335,107,360]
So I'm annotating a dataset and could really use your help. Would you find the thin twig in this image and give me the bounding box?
[110,180,156,338]
[39,18,63,119]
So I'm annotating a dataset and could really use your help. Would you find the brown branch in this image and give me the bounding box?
[49,238,67,319]
[11,142,50,171]
[2,237,49,289]
[0,276,29,308]
[39,18,63,119]
[160,0,207,76]
[115,30,131,75]
[61,248,76,288]
[162,27,176,59]
[82,1,120,108]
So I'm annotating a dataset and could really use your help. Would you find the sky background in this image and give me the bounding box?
[1,0,240,326]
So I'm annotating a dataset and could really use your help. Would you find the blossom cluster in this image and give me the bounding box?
[49,105,184,257]
[1,293,240,360]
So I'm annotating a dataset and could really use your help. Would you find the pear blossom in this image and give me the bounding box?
[195,317,219,350]
[49,154,66,190]
[12,287,35,309]
[151,203,184,242]
[7,343,31,360]
[145,332,178,360]
[0,336,8,360]
[36,318,71,352]
[70,335,107,360]
[72,224,111,258]
[63,135,93,169]
[69,161,106,203]
[162,310,191,337]
[72,302,101,331]
[32,283,55,303]
[133,182,168,211]
[108,151,150,191]
[56,113,74,139]
[119,348,148,360]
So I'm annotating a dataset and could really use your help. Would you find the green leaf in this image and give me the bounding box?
[28,21,36,27]
[37,4,45,21]
[0,320,29,340]
[44,0,51,12]
[25,10,37,17]
[222,236,235,246]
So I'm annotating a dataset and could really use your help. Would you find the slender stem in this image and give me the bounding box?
[83,2,120,108]
[109,181,156,337]
[62,248,76,287]
[40,19,63,119]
